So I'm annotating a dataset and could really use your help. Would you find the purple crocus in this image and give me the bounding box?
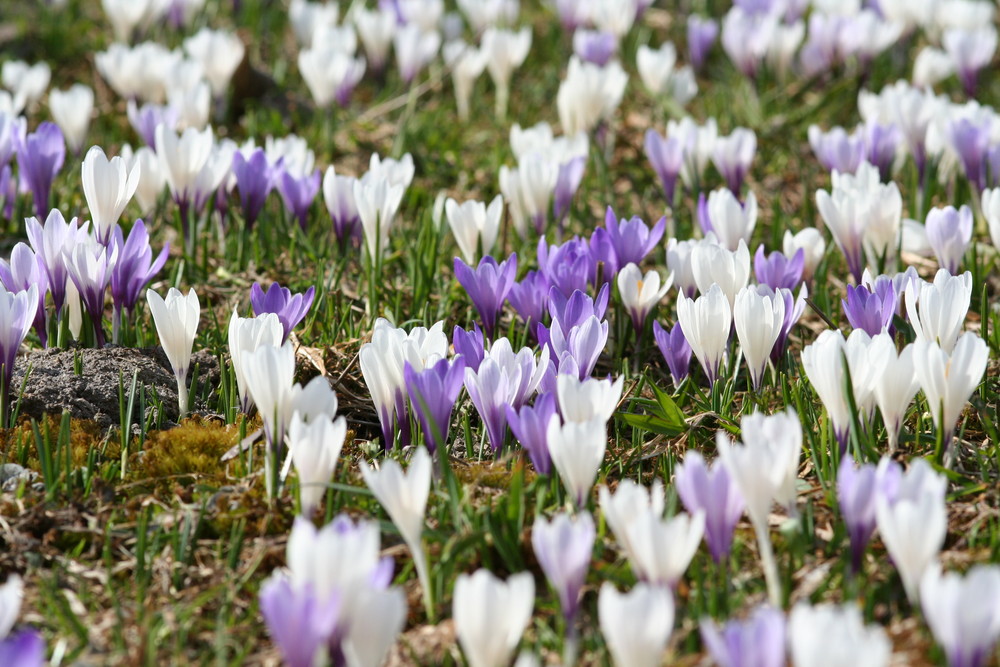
[404,356,466,454]
[0,113,25,169]
[947,117,991,192]
[0,166,13,222]
[0,283,38,420]
[452,324,485,373]
[808,125,865,174]
[0,630,46,667]
[66,239,118,348]
[645,128,685,205]
[0,243,48,346]
[688,15,719,71]
[925,205,973,275]
[863,121,902,183]
[464,358,511,454]
[754,245,803,292]
[553,156,586,232]
[531,511,595,623]
[232,149,278,227]
[837,455,901,574]
[943,27,997,97]
[507,270,549,340]
[110,220,169,342]
[454,254,517,339]
[323,170,360,248]
[250,282,316,343]
[772,285,806,363]
[842,282,895,336]
[601,207,667,268]
[573,29,618,66]
[127,101,178,148]
[506,392,557,474]
[675,450,745,563]
[652,321,692,387]
[589,228,619,283]
[542,315,608,380]
[278,168,322,230]
[259,576,341,667]
[712,128,756,195]
[700,605,786,667]
[15,122,65,217]
[548,285,610,338]
[538,237,594,298]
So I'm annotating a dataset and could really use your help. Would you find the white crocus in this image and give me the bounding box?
[1,60,50,112]
[676,284,732,387]
[446,194,503,264]
[920,564,1000,667]
[617,263,672,332]
[904,268,972,353]
[0,574,24,638]
[556,374,624,425]
[801,329,852,449]
[734,285,785,391]
[982,187,1000,249]
[155,124,214,205]
[353,177,405,260]
[146,287,200,417]
[82,146,141,244]
[228,311,283,414]
[286,410,347,516]
[342,587,408,667]
[352,7,397,71]
[598,582,675,667]
[547,415,607,509]
[125,144,166,215]
[844,328,877,421]
[48,84,94,154]
[783,228,826,281]
[393,23,441,85]
[101,0,167,43]
[703,188,757,252]
[912,332,988,454]
[556,56,628,137]
[499,154,558,237]
[788,603,892,667]
[599,480,665,559]
[360,447,433,615]
[298,46,367,108]
[453,570,534,667]
[637,42,697,106]
[366,152,415,191]
[869,335,919,452]
[876,487,947,603]
[443,41,488,121]
[480,27,532,120]
[691,238,751,306]
[624,509,705,589]
[183,28,246,98]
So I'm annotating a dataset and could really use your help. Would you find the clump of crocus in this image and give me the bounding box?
[228,311,283,414]
[109,220,168,343]
[0,243,48,347]
[146,287,200,417]
[250,281,315,343]
[66,237,119,348]
[404,356,466,455]
[454,254,517,339]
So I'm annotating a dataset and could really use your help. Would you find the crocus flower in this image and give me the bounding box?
[808,125,865,174]
[555,374,623,425]
[66,238,118,348]
[499,154,558,236]
[788,603,891,667]
[863,120,902,183]
[547,286,610,339]
[869,334,919,452]
[904,269,972,353]
[698,189,757,252]
[250,282,315,343]
[155,124,214,232]
[446,195,503,265]
[947,116,991,193]
[617,263,671,333]
[109,220,168,341]
[636,42,697,106]
[0,243,48,346]
[228,311,283,414]
[538,237,595,298]
[146,287,199,416]
[298,46,366,109]
[925,205,973,275]
[231,148,278,227]
[875,459,948,602]
[277,168,321,230]
[454,254,517,339]
[15,121,64,217]
[733,285,784,391]
[783,228,826,282]
[687,15,718,70]
[556,56,628,137]
[287,410,347,516]
[701,605,786,667]
[625,509,706,589]
[394,23,441,85]
[553,156,586,231]
[943,26,997,96]
[546,414,606,509]
[600,480,665,558]
[837,456,902,574]
[404,356,465,454]
[755,245,803,292]
[0,284,37,419]
[25,209,88,319]
[802,329,852,452]
[666,238,698,298]
[361,447,433,613]
[542,314,608,380]
[644,128,684,205]
[598,583,674,667]
[602,207,666,268]
[507,270,548,338]
[842,281,895,336]
[183,27,245,97]
[675,450,744,563]
[573,29,617,66]
[677,284,731,388]
[82,146,141,245]
[532,511,595,623]
[48,84,93,155]
[454,570,534,667]
[354,176,405,260]
[920,564,1000,667]
[481,27,531,120]
[443,40,487,122]
[258,575,341,667]
[322,166,360,247]
[652,321,691,387]
[712,127,756,194]
[506,392,557,475]
[127,100,177,148]
[691,238,750,307]
[913,332,988,454]
[452,324,484,373]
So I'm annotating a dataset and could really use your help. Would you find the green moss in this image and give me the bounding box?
[128,417,239,491]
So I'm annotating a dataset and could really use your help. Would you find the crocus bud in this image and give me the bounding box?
[924,205,973,276]
[299,46,366,109]
[228,311,283,414]
[617,263,671,333]
[691,238,750,307]
[443,40,487,121]
[183,28,245,98]
[942,26,997,97]
[687,15,718,70]
[287,410,347,516]
[598,582,674,667]
[675,450,744,563]
[712,127,756,194]
[677,284,731,388]
[546,414,606,509]
[146,287,200,416]
[788,603,891,667]
[48,84,94,155]
[904,269,972,354]
[454,569,534,667]
[701,605,785,667]
[404,356,466,454]
[636,42,697,106]
[394,23,441,85]
[920,564,1000,667]
[82,146,141,245]
[250,282,315,343]
[453,254,517,339]
[15,122,65,217]
[782,228,825,282]
[532,511,594,623]
[481,27,531,120]
[868,334,918,452]
[446,195,503,265]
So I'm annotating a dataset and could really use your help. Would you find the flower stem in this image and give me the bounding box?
[176,371,189,418]
[752,514,782,608]
[413,542,435,622]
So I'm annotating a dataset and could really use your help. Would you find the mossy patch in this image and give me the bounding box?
[0,414,114,472]
[128,416,240,493]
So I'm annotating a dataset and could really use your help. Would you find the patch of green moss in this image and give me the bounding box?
[0,415,113,472]
[128,416,239,492]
